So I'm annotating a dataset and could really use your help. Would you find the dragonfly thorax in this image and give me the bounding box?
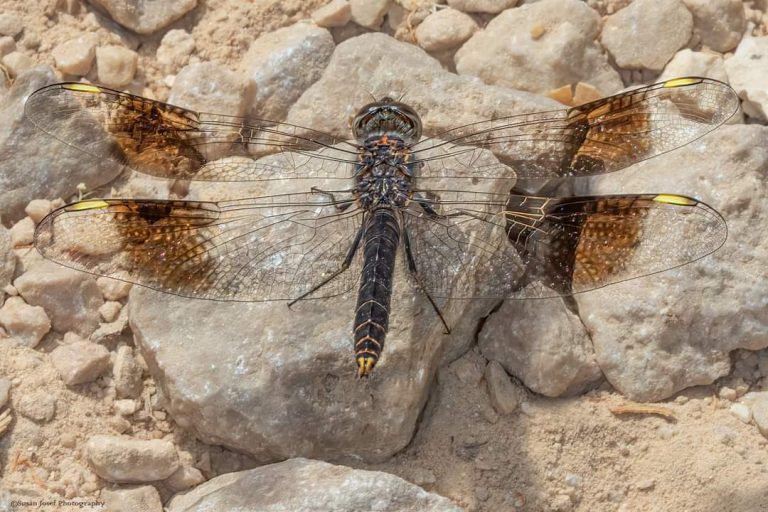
[355,140,414,209]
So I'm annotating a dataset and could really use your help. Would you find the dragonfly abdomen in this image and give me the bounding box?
[353,207,401,377]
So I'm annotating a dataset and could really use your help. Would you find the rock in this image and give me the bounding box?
[0,378,11,408]
[0,12,22,38]
[86,435,180,483]
[88,0,197,35]
[312,0,352,28]
[166,458,462,512]
[484,360,520,415]
[164,465,205,492]
[102,485,163,512]
[50,340,110,385]
[0,36,16,58]
[240,23,334,121]
[1,51,34,78]
[725,37,768,122]
[24,199,52,224]
[91,305,130,345]
[51,34,98,76]
[156,29,195,74]
[744,392,768,438]
[9,217,34,247]
[14,260,104,336]
[99,301,122,322]
[17,390,56,422]
[479,299,602,396]
[415,8,478,52]
[730,403,752,423]
[350,0,390,29]
[682,0,745,53]
[601,0,693,71]
[113,345,143,398]
[581,125,768,401]
[447,0,518,13]
[96,45,138,88]
[114,398,139,416]
[0,225,13,296]
[455,0,623,96]
[169,62,251,117]
[97,277,133,301]
[0,66,121,223]
[659,49,728,83]
[0,296,51,347]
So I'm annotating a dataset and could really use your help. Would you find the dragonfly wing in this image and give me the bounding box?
[34,194,365,301]
[24,82,361,181]
[412,77,739,180]
[404,191,727,299]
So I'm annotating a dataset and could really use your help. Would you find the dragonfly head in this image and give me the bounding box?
[352,97,422,145]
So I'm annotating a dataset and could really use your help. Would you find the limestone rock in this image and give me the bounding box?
[350,0,390,29]
[240,23,334,121]
[17,390,56,422]
[581,125,768,401]
[97,277,133,301]
[484,360,520,415]
[725,37,768,122]
[312,0,352,28]
[156,29,195,74]
[51,34,98,76]
[1,66,121,223]
[113,345,143,398]
[166,458,462,512]
[9,217,33,247]
[479,299,602,396]
[88,0,197,35]
[0,12,23,38]
[0,36,16,58]
[0,225,13,299]
[86,435,180,483]
[169,62,251,117]
[50,340,110,385]
[682,0,745,53]
[455,0,623,95]
[415,8,478,53]
[659,49,728,83]
[96,45,138,88]
[0,378,10,408]
[102,486,163,512]
[0,296,51,347]
[1,51,35,78]
[14,260,104,336]
[164,465,205,492]
[601,0,693,71]
[447,0,518,13]
[24,199,52,224]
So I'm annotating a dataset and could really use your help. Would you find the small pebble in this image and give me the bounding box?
[24,199,53,224]
[86,434,180,483]
[410,467,436,487]
[164,465,205,492]
[113,345,144,399]
[52,34,98,76]
[0,378,11,408]
[0,296,51,348]
[60,432,77,448]
[0,12,23,37]
[485,360,520,415]
[97,276,133,301]
[50,341,111,386]
[350,0,390,29]
[636,479,655,491]
[730,403,752,423]
[1,51,34,78]
[565,474,582,488]
[719,386,737,401]
[312,0,352,28]
[414,8,478,52]
[10,217,34,247]
[156,29,195,73]
[102,485,163,512]
[17,391,56,423]
[99,301,122,322]
[96,45,138,88]
[0,36,16,58]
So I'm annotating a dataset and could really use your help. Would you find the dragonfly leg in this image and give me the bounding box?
[402,225,451,335]
[310,187,355,213]
[287,222,365,308]
[413,192,442,218]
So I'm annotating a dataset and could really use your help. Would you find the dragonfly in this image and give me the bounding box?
[23,77,738,377]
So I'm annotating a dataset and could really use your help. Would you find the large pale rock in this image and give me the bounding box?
[169,62,252,117]
[580,125,768,401]
[133,33,561,464]
[682,0,745,53]
[447,0,518,13]
[166,458,462,512]
[240,23,334,122]
[1,66,121,223]
[601,0,693,71]
[88,0,197,35]
[455,0,623,96]
[86,435,180,483]
[14,260,104,336]
[479,299,602,396]
[725,37,768,122]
